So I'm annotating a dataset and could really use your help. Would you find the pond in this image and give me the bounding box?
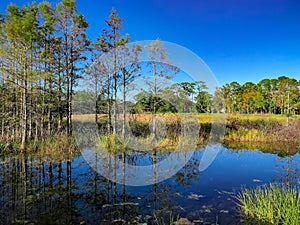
[0,145,300,225]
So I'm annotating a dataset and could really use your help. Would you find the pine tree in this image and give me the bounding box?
[95,8,129,134]
[56,0,89,136]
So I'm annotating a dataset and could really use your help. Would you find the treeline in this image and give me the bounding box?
[216,76,300,114]
[125,76,300,116]
[130,81,210,114]
[158,76,300,115]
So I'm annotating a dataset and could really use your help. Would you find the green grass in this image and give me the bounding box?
[97,134,127,152]
[0,141,19,153]
[238,184,300,225]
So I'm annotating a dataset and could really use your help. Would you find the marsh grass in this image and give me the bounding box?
[97,134,127,152]
[0,141,19,153]
[225,115,300,144]
[224,141,300,156]
[22,135,78,163]
[224,128,266,142]
[0,134,78,161]
[238,184,300,225]
[71,113,300,152]
[154,213,195,225]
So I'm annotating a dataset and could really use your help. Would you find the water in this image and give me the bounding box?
[0,146,300,225]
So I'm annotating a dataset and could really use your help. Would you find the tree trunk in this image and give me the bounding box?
[107,75,112,134]
[95,78,98,124]
[20,74,27,151]
[113,75,117,134]
[28,81,32,140]
[152,63,157,141]
[122,77,126,138]
[113,45,117,135]
[57,59,63,132]
[48,110,51,136]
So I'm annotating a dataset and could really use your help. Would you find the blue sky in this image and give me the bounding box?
[1,0,300,86]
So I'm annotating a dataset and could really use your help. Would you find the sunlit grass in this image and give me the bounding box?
[27,134,77,155]
[72,114,106,123]
[224,128,266,142]
[97,134,127,152]
[238,184,300,225]
[72,113,293,124]
[72,113,300,150]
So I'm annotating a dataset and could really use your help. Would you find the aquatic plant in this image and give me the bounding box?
[238,183,300,225]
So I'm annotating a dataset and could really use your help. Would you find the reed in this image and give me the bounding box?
[25,134,78,159]
[238,184,300,225]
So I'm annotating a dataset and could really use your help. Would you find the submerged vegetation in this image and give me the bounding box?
[238,184,300,225]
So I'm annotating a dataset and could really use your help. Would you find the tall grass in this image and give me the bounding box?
[153,212,195,225]
[25,134,78,160]
[97,134,128,153]
[72,113,300,152]
[238,184,300,225]
[0,141,19,153]
[224,115,300,144]
[0,134,78,159]
[224,128,265,142]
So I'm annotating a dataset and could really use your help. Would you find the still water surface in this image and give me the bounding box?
[0,146,299,224]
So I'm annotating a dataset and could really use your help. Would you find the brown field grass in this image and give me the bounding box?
[71,113,300,152]
[72,114,106,123]
[72,113,293,124]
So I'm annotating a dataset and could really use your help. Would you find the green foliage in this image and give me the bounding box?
[0,141,19,153]
[238,184,300,225]
[221,76,300,115]
[98,134,126,151]
[195,91,211,113]
[133,94,178,114]
[0,0,89,146]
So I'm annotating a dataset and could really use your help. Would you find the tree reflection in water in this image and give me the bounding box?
[1,146,300,224]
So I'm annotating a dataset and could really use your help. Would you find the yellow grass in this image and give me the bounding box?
[72,113,292,124]
[72,114,106,123]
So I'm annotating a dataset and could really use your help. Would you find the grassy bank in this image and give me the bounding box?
[223,141,300,157]
[2,113,299,154]
[238,184,300,225]
[224,114,300,143]
[0,134,78,159]
[72,113,300,152]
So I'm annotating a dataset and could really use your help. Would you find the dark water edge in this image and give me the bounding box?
[0,145,299,225]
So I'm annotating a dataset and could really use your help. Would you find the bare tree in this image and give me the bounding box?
[144,39,179,140]
[118,44,142,138]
